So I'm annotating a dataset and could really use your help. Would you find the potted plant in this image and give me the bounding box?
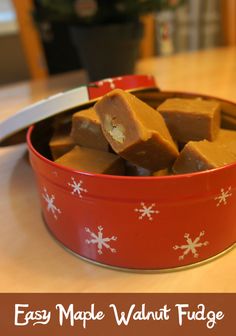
[33,0,184,81]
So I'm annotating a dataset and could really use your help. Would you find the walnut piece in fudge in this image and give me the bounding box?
[71,108,109,151]
[55,146,125,175]
[94,89,179,171]
[157,98,221,143]
[173,140,236,174]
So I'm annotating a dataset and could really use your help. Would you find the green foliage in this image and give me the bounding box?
[35,0,185,25]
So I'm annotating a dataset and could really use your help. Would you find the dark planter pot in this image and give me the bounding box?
[37,21,82,74]
[70,21,143,81]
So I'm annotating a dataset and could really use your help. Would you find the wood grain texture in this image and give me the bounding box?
[1,47,236,292]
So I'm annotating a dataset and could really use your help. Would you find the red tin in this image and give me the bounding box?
[27,75,236,271]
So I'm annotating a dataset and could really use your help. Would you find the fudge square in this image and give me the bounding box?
[157,98,221,142]
[173,140,236,174]
[71,108,109,151]
[55,146,125,175]
[49,130,75,160]
[94,89,179,171]
[215,128,236,155]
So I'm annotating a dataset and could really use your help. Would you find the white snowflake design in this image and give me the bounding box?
[68,177,88,198]
[85,226,117,255]
[98,77,122,90]
[134,202,160,221]
[214,187,232,207]
[42,187,61,219]
[173,231,209,261]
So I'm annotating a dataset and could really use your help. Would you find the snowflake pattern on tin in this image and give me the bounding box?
[42,187,61,219]
[68,177,88,198]
[173,231,209,261]
[134,202,160,221]
[214,187,232,207]
[98,77,122,90]
[85,226,117,255]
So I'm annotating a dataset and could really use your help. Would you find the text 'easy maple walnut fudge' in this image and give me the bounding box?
[94,89,179,171]
[55,145,125,175]
[71,108,109,151]
[173,140,236,174]
[157,98,221,143]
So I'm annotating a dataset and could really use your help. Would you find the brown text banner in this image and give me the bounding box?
[0,293,235,335]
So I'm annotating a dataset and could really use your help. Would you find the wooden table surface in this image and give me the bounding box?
[1,47,236,292]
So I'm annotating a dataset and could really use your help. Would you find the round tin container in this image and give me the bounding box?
[27,75,236,271]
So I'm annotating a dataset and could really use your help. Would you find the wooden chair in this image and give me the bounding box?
[12,0,48,79]
[221,0,236,45]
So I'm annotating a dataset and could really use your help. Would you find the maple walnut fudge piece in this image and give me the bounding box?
[94,89,179,171]
[55,146,125,175]
[50,134,75,160]
[215,129,236,155]
[49,131,75,160]
[173,140,236,174]
[157,98,221,143]
[152,168,170,176]
[71,108,109,151]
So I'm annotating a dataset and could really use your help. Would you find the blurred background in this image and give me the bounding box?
[0,0,235,85]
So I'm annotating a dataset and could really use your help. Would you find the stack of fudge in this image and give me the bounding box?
[49,89,236,176]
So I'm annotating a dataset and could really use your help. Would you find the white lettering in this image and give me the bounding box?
[15,304,29,326]
[175,303,224,329]
[14,304,51,326]
[109,304,171,326]
[176,303,189,326]
[109,304,136,326]
[55,303,104,328]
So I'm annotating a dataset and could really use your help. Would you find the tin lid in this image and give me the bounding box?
[0,75,157,143]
